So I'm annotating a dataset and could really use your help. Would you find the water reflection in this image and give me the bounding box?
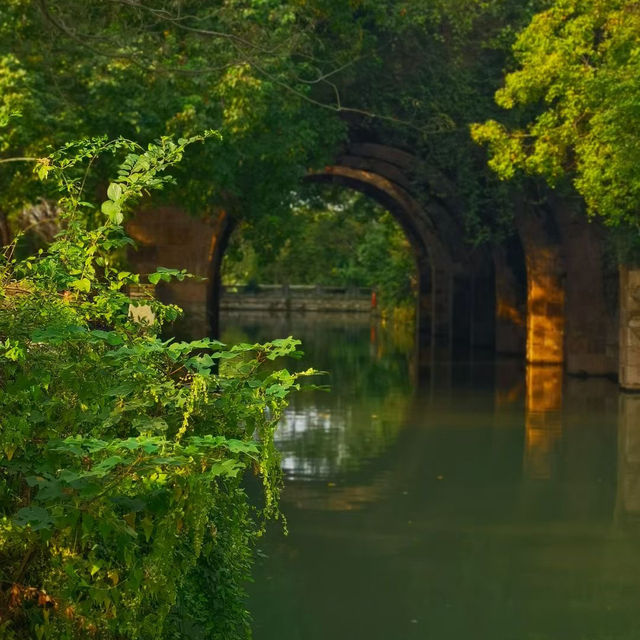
[221,312,414,482]
[278,388,412,482]
[523,365,563,480]
[617,393,640,521]
[218,313,640,640]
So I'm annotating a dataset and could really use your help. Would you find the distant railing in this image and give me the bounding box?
[222,284,372,298]
[220,284,375,313]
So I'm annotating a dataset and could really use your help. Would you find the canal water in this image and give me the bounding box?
[220,312,640,640]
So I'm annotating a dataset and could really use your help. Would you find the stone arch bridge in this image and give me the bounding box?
[127,142,634,387]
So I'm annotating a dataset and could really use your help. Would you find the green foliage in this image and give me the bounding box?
[223,187,416,310]
[305,0,546,243]
[0,134,312,639]
[472,0,640,226]
[0,0,551,251]
[0,0,345,238]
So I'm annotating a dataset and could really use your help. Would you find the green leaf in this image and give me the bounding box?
[14,506,54,532]
[69,278,91,293]
[107,182,123,201]
[91,455,124,476]
[209,459,244,478]
[90,330,124,346]
[101,199,123,224]
[141,516,153,542]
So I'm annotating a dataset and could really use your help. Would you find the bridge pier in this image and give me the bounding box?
[618,267,640,390]
[525,243,565,365]
[554,202,617,376]
[516,211,565,366]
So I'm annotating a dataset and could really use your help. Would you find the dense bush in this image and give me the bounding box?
[0,133,310,639]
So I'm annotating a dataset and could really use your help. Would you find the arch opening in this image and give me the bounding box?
[218,181,420,331]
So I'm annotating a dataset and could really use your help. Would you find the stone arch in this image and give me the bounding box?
[187,161,457,351]
[127,143,495,355]
[125,141,625,381]
[327,143,501,354]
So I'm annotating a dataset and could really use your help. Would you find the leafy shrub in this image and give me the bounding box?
[0,133,309,639]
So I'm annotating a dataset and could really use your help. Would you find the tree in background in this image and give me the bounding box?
[472,0,640,230]
[0,0,549,253]
[222,186,416,311]
[0,0,346,243]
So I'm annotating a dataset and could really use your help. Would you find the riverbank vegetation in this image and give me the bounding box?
[0,133,312,639]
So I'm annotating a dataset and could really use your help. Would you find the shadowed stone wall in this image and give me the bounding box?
[126,206,232,337]
[493,246,526,355]
[555,203,617,376]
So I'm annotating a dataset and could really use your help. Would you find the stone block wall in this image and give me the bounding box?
[555,205,618,376]
[619,267,640,390]
[493,247,526,355]
[126,206,224,337]
[525,245,565,365]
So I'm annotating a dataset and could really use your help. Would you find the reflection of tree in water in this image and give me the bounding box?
[313,323,412,391]
[221,317,414,479]
[279,388,412,480]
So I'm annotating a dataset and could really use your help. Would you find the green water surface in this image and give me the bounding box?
[221,313,640,640]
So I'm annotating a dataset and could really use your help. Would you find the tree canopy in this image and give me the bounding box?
[472,0,640,227]
[0,0,547,248]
